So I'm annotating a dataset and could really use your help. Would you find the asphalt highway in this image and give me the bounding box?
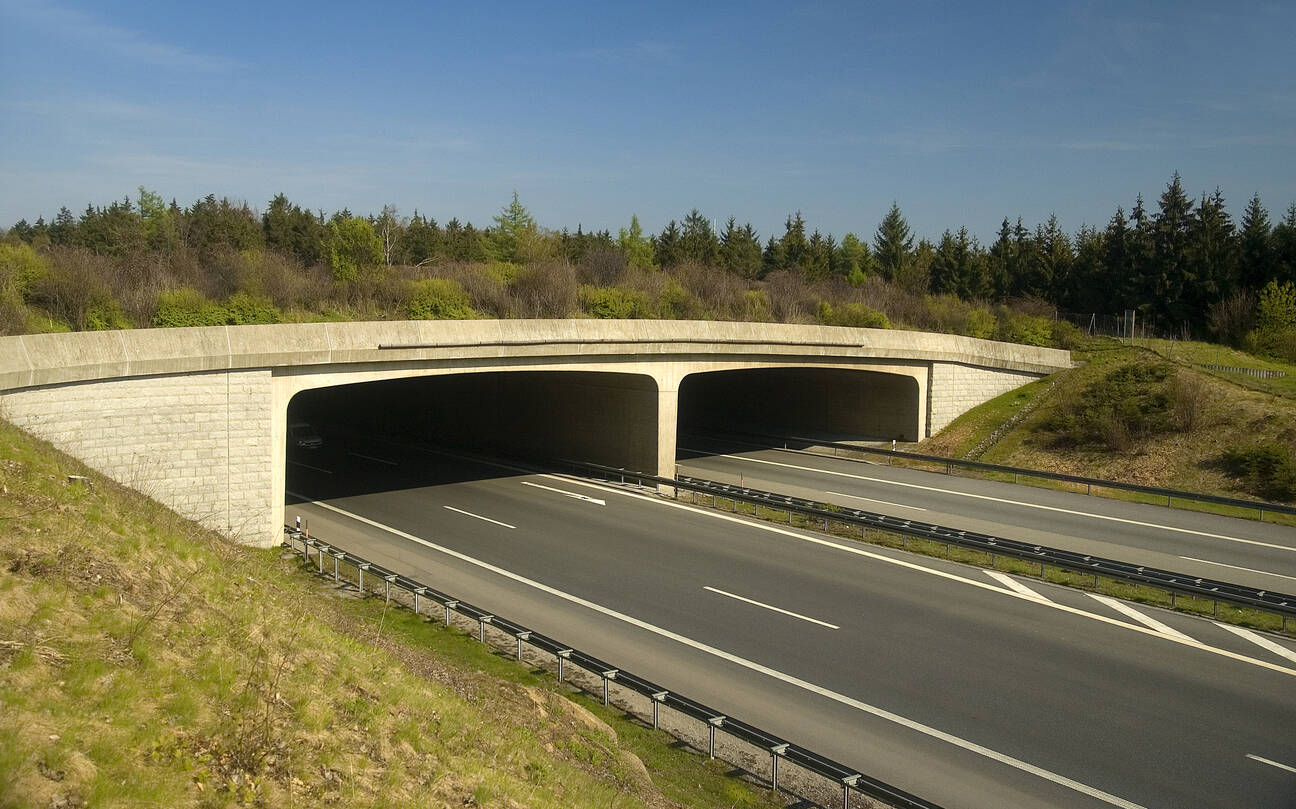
[284,440,1296,809]
[675,438,1296,593]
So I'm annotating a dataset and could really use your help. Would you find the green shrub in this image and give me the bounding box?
[1049,319,1084,350]
[657,278,698,319]
[816,301,890,329]
[964,308,997,339]
[1044,362,1177,450]
[152,288,229,328]
[578,285,650,319]
[742,289,772,322]
[996,311,1053,346]
[1220,445,1296,501]
[406,278,476,320]
[225,292,282,325]
[1249,280,1296,361]
[0,242,48,298]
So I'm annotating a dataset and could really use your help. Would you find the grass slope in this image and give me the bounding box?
[0,419,782,809]
[923,337,1296,503]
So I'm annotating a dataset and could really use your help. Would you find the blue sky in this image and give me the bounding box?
[2,0,1294,244]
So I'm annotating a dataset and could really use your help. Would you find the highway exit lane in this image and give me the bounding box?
[675,443,1296,592]
[285,448,1296,809]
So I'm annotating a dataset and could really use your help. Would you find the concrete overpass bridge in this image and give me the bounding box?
[0,320,1070,547]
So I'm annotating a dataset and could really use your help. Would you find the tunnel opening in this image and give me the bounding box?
[285,370,658,503]
[677,367,920,455]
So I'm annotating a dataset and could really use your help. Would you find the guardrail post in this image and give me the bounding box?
[841,774,859,809]
[601,670,618,706]
[413,587,425,615]
[384,574,396,603]
[651,691,668,729]
[770,743,788,791]
[301,536,309,562]
[515,631,531,661]
[478,615,493,643]
[707,716,725,758]
[556,649,572,682]
[332,552,341,582]
[318,545,328,574]
[443,600,458,627]
[357,563,368,593]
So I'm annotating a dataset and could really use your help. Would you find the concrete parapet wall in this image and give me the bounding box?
[0,320,1071,391]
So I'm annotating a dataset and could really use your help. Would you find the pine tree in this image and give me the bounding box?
[719,218,762,279]
[1103,207,1135,310]
[1274,204,1296,285]
[489,190,537,263]
[1237,193,1274,290]
[1187,189,1237,324]
[680,209,720,266]
[1152,172,1195,326]
[872,203,912,282]
[652,221,683,268]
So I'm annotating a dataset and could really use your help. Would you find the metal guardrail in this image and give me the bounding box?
[577,463,1296,626]
[698,430,1296,520]
[1199,363,1286,380]
[282,527,942,809]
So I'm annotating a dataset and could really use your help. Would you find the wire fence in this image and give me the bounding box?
[283,528,944,809]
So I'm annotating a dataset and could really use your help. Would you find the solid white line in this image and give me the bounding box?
[703,586,840,629]
[442,505,516,530]
[349,451,398,466]
[1215,623,1296,665]
[984,571,1050,602]
[288,460,332,475]
[1178,556,1296,583]
[718,454,1296,553]
[1087,595,1194,642]
[526,475,1296,678]
[1247,753,1296,774]
[299,497,1148,809]
[521,480,606,506]
[824,491,927,511]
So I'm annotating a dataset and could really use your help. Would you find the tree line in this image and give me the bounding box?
[3,175,1296,356]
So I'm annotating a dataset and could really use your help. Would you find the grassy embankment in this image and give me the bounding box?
[0,419,783,809]
[923,336,1296,514]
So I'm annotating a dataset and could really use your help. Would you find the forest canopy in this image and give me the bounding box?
[4,175,1295,357]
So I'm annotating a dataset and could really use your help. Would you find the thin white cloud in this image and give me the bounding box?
[3,0,241,72]
[575,40,680,67]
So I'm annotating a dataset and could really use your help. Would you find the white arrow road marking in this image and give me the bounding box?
[521,480,605,506]
[300,497,1150,809]
[1215,623,1296,665]
[703,586,840,629]
[1087,595,1194,641]
[1247,754,1296,774]
[985,571,1051,602]
[443,506,516,529]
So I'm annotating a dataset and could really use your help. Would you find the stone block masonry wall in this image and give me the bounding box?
[0,369,277,546]
[927,363,1039,437]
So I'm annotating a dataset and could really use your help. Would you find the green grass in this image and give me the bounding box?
[0,419,786,809]
[1138,337,1296,399]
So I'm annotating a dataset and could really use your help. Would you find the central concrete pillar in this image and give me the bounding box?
[656,384,679,483]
